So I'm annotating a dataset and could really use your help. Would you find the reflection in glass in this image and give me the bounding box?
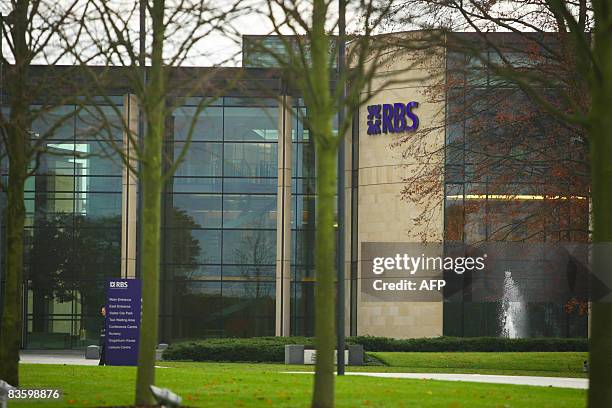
[76,105,124,140]
[26,214,120,348]
[172,106,223,141]
[31,105,75,140]
[165,228,220,265]
[224,107,278,141]
[20,103,124,349]
[223,195,276,229]
[170,195,222,228]
[173,142,222,177]
[172,177,222,193]
[34,142,75,175]
[164,265,221,280]
[169,281,223,338]
[223,282,275,337]
[443,57,589,338]
[289,101,320,336]
[224,143,277,178]
[291,282,314,336]
[222,230,276,265]
[75,176,122,192]
[223,178,276,194]
[77,192,122,222]
[75,142,123,176]
[223,265,275,279]
[160,98,279,340]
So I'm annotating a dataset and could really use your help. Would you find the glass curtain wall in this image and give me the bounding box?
[443,49,589,337]
[160,97,278,340]
[290,99,338,336]
[0,99,125,349]
[290,100,316,336]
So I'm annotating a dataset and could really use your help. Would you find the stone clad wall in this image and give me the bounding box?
[355,33,446,338]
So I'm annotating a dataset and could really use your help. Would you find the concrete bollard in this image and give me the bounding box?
[348,344,364,366]
[285,344,305,364]
[85,345,100,359]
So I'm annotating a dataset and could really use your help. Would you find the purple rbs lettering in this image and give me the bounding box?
[366,102,419,135]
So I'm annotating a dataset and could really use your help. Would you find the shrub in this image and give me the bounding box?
[162,336,314,362]
[350,336,588,352]
[162,336,587,362]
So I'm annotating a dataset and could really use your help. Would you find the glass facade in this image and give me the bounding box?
[242,36,338,69]
[443,50,590,337]
[291,102,316,336]
[159,97,279,341]
[289,100,338,336]
[0,100,125,348]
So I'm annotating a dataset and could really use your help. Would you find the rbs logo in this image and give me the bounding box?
[110,281,128,289]
[367,102,419,135]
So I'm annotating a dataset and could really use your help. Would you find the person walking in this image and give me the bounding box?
[99,306,107,366]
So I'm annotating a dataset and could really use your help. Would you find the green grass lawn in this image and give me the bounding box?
[14,362,586,408]
[367,352,588,378]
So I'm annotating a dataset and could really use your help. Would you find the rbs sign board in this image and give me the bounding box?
[106,278,141,366]
[367,101,419,135]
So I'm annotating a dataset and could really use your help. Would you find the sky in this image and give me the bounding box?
[0,0,366,67]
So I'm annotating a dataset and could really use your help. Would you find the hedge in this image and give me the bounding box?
[162,337,315,363]
[162,336,587,362]
[350,336,588,353]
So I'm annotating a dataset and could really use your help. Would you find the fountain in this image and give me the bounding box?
[499,271,527,338]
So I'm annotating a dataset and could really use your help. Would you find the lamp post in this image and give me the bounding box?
[0,13,4,295]
[136,0,146,278]
[336,0,346,376]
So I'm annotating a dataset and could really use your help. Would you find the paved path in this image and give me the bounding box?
[20,350,100,366]
[19,351,168,367]
[285,371,588,389]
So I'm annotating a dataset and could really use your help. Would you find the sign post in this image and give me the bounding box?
[105,279,141,366]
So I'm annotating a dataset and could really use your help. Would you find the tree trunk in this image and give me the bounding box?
[309,1,336,406]
[134,150,162,405]
[134,0,165,404]
[133,111,164,404]
[588,4,612,405]
[0,0,30,386]
[587,106,612,407]
[0,149,26,386]
[312,140,337,408]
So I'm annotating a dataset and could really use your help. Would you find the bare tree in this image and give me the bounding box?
[0,0,86,385]
[397,35,589,244]
[66,0,245,404]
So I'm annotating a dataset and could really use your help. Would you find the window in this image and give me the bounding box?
[161,98,279,339]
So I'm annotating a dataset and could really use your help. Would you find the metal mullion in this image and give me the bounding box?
[460,54,468,336]
[220,97,225,330]
[71,104,78,349]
